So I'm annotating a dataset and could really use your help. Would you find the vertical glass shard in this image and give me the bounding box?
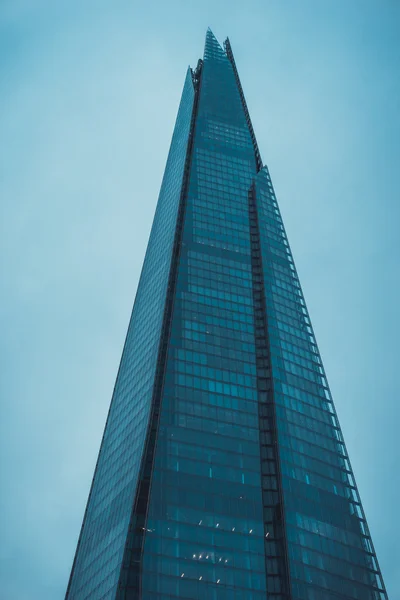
[253,166,386,598]
[204,27,226,62]
[66,68,195,600]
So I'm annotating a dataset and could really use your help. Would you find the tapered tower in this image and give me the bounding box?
[66,30,387,600]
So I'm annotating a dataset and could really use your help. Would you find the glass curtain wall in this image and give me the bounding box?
[66,29,387,600]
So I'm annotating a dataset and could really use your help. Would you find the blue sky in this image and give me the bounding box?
[1,1,399,598]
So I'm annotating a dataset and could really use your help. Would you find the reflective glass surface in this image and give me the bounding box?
[253,168,386,599]
[67,29,387,600]
[66,70,195,600]
[141,30,267,600]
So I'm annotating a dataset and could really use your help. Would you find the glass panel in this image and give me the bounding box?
[141,30,268,599]
[254,167,386,599]
[66,69,195,600]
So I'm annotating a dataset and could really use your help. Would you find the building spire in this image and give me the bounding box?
[224,36,263,171]
[204,27,226,61]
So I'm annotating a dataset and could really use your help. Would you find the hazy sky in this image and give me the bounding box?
[1,1,399,598]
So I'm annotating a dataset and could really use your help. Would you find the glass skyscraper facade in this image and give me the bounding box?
[66,30,387,600]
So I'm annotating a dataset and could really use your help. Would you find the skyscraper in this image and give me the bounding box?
[66,29,387,600]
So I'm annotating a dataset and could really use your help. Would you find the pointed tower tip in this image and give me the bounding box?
[204,28,226,60]
[205,27,217,40]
